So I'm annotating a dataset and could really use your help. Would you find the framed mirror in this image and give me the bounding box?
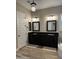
[46,20,57,31]
[29,22,31,31]
[32,22,40,31]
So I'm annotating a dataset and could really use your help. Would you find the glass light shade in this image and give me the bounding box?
[48,16,53,20]
[52,16,58,20]
[47,16,53,20]
[47,16,58,20]
[32,7,36,12]
[32,17,39,22]
[28,19,31,22]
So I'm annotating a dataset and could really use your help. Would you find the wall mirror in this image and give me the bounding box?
[46,20,57,31]
[29,22,31,31]
[32,22,40,31]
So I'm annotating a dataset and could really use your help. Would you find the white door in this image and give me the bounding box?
[16,11,28,49]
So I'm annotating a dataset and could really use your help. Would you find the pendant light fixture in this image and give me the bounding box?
[31,0,37,12]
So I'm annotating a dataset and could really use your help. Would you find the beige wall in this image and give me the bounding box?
[16,2,32,49]
[32,6,62,37]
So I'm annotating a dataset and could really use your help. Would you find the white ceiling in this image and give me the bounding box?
[16,0,62,10]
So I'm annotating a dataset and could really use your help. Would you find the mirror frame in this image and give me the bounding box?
[46,20,57,31]
[29,22,31,31]
[32,22,40,31]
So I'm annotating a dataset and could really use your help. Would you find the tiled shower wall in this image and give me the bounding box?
[16,2,32,49]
